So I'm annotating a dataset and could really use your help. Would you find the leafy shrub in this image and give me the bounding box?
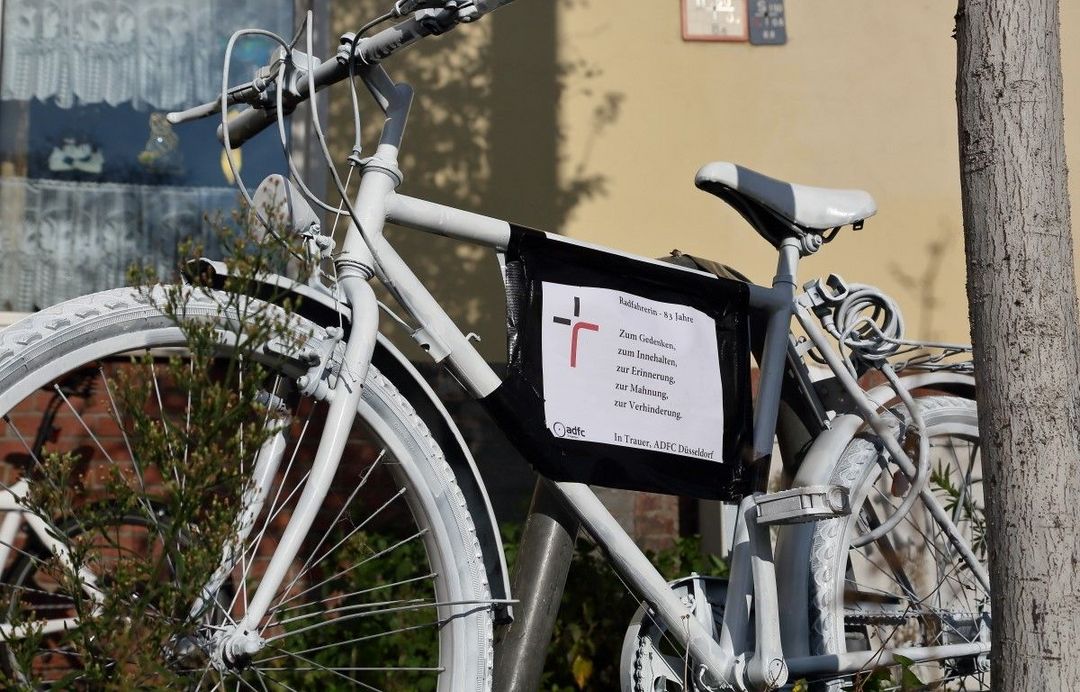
[0,213,310,689]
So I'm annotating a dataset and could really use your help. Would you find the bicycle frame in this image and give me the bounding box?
[216,59,990,689]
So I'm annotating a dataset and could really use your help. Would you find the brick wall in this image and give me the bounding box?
[0,361,689,557]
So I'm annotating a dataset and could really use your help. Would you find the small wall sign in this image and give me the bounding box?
[749,0,786,45]
[681,0,748,42]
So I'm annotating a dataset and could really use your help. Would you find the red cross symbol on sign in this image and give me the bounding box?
[552,296,600,368]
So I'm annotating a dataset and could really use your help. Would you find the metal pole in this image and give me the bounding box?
[493,477,579,692]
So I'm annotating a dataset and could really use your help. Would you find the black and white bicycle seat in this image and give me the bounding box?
[695,161,877,236]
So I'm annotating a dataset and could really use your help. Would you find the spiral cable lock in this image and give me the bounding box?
[802,275,929,548]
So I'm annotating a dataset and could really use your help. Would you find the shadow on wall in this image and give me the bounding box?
[887,219,954,342]
[329,0,621,364]
[327,1,622,522]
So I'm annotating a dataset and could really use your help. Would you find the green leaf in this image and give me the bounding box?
[894,654,925,689]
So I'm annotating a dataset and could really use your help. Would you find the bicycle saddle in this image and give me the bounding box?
[695,161,877,246]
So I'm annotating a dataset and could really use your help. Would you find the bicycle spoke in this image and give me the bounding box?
[259,645,386,690]
[270,597,424,629]
[876,476,984,602]
[99,368,151,495]
[858,490,982,643]
[271,572,436,617]
[258,619,441,661]
[846,557,974,637]
[266,528,427,619]
[0,533,57,569]
[3,415,74,504]
[867,484,978,616]
[224,468,312,617]
[855,502,920,599]
[251,668,272,692]
[53,384,116,467]
[192,660,216,690]
[183,356,195,471]
[220,462,313,605]
[238,355,246,466]
[235,673,261,692]
[258,673,300,692]
[147,360,179,478]
[260,453,388,616]
[280,485,405,604]
[266,598,499,643]
[292,451,385,580]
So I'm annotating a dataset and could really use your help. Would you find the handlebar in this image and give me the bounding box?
[474,0,516,14]
[212,12,447,147]
[218,107,285,146]
[167,0,518,148]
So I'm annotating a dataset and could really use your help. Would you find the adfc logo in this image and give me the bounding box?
[552,296,599,367]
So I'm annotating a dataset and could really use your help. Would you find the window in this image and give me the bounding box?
[0,0,296,312]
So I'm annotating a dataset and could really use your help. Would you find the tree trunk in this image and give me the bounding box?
[955,1,1080,689]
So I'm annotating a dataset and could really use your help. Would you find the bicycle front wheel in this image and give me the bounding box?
[808,396,990,690]
[0,287,493,690]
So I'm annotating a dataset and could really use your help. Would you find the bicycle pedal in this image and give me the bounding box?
[754,485,850,526]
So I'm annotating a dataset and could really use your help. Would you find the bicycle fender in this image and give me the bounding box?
[187,259,513,622]
[773,370,975,657]
[794,370,975,487]
[369,336,513,621]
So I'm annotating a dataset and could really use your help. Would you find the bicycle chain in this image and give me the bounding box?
[844,610,917,626]
[845,609,983,627]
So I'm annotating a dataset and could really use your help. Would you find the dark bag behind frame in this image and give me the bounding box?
[483,227,755,501]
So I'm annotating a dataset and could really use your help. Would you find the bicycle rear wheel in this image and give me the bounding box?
[0,287,494,690]
[808,396,989,690]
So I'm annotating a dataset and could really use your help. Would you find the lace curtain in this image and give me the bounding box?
[0,177,235,311]
[1,0,293,110]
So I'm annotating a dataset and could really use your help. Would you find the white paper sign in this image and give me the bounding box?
[540,281,726,462]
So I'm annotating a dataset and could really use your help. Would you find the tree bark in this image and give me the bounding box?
[955,1,1080,689]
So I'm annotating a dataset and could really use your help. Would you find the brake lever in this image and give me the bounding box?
[167,46,322,128]
[166,81,269,125]
[166,100,224,125]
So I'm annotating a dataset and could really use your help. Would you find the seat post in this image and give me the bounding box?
[773,235,803,290]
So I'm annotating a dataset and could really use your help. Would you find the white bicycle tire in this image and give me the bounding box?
[0,287,494,690]
[807,396,989,690]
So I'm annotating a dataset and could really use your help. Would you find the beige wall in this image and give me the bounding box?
[324,2,1080,361]
[556,1,1080,343]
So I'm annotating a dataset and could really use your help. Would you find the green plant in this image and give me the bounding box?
[0,210,310,689]
[931,459,986,559]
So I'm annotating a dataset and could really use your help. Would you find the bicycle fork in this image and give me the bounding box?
[213,273,380,667]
